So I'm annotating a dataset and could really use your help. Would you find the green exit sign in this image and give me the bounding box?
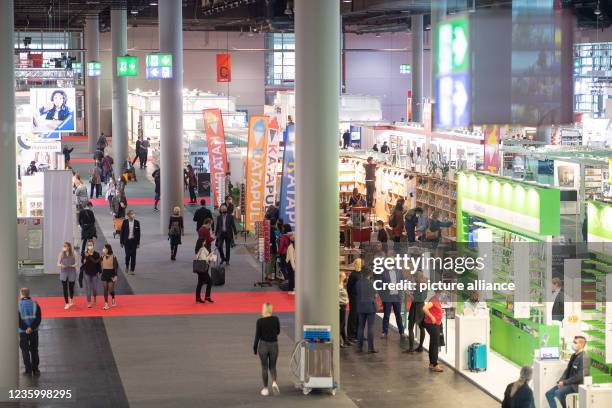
[146,53,172,68]
[400,64,411,74]
[117,55,138,77]
[435,15,469,75]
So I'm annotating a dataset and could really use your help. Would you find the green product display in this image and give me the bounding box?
[456,171,561,240]
[587,200,612,242]
[489,303,560,367]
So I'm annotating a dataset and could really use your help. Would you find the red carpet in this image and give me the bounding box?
[63,135,112,141]
[38,292,294,319]
[70,158,95,163]
[90,197,210,206]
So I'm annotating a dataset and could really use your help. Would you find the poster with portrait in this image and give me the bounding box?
[30,88,76,134]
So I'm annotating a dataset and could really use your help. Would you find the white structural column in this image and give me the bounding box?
[159,0,184,233]
[85,14,101,153]
[295,0,341,382]
[0,0,18,389]
[111,7,128,177]
[411,15,424,123]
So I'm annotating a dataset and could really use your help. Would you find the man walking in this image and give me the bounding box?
[363,157,377,208]
[215,204,237,265]
[356,269,378,353]
[193,199,213,232]
[78,201,97,255]
[378,250,406,340]
[120,210,141,275]
[18,288,42,376]
[139,138,150,168]
[132,137,142,167]
[152,167,160,211]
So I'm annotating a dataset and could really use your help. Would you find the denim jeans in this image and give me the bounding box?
[84,274,99,303]
[357,312,375,352]
[546,384,574,408]
[382,301,404,335]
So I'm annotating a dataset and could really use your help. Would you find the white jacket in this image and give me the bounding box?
[286,242,296,271]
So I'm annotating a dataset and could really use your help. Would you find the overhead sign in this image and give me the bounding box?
[245,116,269,231]
[400,64,411,74]
[87,61,101,77]
[483,125,501,173]
[216,53,232,82]
[435,15,470,128]
[202,108,228,207]
[72,62,82,75]
[146,53,173,79]
[30,88,76,134]
[117,55,138,77]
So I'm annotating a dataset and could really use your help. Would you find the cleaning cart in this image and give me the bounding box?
[290,325,337,396]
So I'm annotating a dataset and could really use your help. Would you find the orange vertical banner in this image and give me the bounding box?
[216,53,232,82]
[203,108,228,207]
[245,116,269,231]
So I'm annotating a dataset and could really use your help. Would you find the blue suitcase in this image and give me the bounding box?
[467,343,487,372]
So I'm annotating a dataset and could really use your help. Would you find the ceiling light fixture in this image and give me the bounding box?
[343,0,353,3]
[149,1,158,5]
[130,9,139,15]
[595,1,601,15]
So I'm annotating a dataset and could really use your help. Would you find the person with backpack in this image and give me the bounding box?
[168,206,184,261]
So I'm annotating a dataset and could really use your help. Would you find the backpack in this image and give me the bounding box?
[169,220,181,236]
[389,211,398,228]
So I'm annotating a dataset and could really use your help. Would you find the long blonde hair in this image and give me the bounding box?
[339,272,346,287]
[262,302,273,317]
[511,366,533,397]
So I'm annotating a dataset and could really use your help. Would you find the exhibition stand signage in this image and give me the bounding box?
[86,61,101,77]
[117,55,138,77]
[202,108,228,207]
[263,117,281,210]
[457,171,561,238]
[245,116,269,231]
[279,123,296,229]
[146,53,172,79]
[587,200,612,255]
[216,53,232,82]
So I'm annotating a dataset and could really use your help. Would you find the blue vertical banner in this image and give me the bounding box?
[279,123,296,230]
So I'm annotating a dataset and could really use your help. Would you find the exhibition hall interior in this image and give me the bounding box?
[2,0,612,407]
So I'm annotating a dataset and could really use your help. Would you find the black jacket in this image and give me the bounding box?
[135,140,142,154]
[346,270,362,300]
[82,251,101,276]
[78,209,97,240]
[559,351,591,392]
[216,213,237,239]
[193,207,213,231]
[502,383,535,408]
[552,290,564,320]
[120,219,141,246]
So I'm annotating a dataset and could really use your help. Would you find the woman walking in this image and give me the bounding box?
[253,302,280,396]
[100,244,119,310]
[390,198,405,244]
[339,272,350,348]
[194,242,215,304]
[81,240,101,308]
[89,165,102,198]
[286,235,296,294]
[186,165,197,204]
[168,206,184,261]
[57,242,77,310]
[422,290,444,372]
[105,177,117,214]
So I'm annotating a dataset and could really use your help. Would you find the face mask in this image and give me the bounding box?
[570,343,578,352]
[87,246,93,251]
[102,249,107,255]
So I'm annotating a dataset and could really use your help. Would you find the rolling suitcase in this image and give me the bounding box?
[467,343,487,372]
[211,264,225,286]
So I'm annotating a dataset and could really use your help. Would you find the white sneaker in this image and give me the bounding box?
[103,303,109,310]
[288,291,295,295]
[69,298,74,306]
[271,382,280,395]
[87,303,92,308]
[260,388,269,396]
[64,304,70,310]
[112,298,116,307]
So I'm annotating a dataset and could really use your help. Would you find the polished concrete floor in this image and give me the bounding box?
[15,139,498,407]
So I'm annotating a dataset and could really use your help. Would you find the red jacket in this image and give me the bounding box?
[278,233,292,255]
[198,225,214,252]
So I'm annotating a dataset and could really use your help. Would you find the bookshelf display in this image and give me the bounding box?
[415,174,457,240]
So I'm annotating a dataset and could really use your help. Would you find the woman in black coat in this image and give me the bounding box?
[502,366,535,408]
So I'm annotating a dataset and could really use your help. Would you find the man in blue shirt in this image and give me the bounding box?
[18,288,42,376]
